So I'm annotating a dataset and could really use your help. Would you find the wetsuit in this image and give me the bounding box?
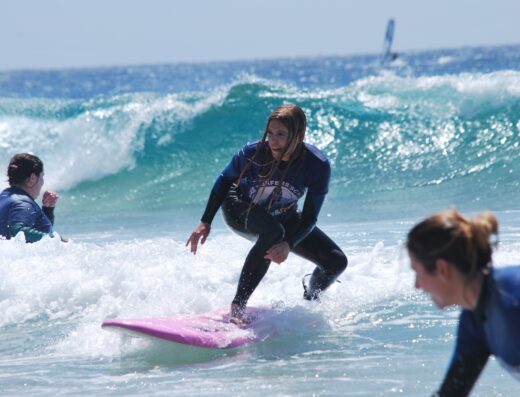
[434,265,520,397]
[0,186,54,243]
[200,141,347,309]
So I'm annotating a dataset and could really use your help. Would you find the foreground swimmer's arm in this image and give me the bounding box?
[433,352,489,397]
[433,309,490,396]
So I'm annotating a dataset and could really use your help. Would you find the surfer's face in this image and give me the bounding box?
[409,253,454,309]
[267,120,290,161]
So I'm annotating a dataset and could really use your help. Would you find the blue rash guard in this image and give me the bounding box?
[436,265,520,396]
[0,186,54,243]
[201,141,330,248]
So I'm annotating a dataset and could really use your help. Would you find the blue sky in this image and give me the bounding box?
[2,0,519,71]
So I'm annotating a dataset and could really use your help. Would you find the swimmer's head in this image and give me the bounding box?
[407,209,498,278]
[7,153,44,186]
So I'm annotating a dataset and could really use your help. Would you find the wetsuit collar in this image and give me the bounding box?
[8,186,34,199]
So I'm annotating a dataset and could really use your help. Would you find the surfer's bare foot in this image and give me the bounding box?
[230,304,250,325]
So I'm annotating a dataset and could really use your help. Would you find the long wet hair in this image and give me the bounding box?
[406,209,498,279]
[7,153,44,186]
[236,104,307,214]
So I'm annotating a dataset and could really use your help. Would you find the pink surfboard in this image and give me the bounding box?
[101,307,275,349]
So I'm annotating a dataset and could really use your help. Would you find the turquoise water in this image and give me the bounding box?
[0,45,519,396]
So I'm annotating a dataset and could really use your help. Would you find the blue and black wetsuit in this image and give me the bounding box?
[201,141,347,309]
[0,186,54,243]
[435,265,520,396]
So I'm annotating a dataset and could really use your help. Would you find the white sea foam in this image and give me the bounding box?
[0,91,227,192]
[352,70,520,114]
[0,226,420,359]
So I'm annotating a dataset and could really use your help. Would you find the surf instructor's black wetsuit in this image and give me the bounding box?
[200,141,347,310]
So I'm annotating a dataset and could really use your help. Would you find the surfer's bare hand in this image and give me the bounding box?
[42,191,60,207]
[264,241,290,264]
[186,222,210,254]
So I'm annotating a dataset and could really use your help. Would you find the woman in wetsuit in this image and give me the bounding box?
[0,153,64,243]
[407,209,520,396]
[187,104,347,323]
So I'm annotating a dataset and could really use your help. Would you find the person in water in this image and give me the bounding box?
[407,209,520,396]
[187,104,347,323]
[0,153,66,243]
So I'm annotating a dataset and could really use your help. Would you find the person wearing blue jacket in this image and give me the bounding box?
[407,209,520,396]
[0,153,64,243]
[186,104,347,323]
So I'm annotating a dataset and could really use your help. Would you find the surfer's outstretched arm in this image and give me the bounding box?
[186,152,241,253]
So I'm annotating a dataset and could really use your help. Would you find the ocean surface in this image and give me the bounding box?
[0,45,519,396]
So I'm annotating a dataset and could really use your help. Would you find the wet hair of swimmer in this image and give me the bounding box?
[406,209,499,278]
[7,153,44,186]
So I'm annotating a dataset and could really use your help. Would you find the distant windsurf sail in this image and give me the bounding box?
[382,19,398,64]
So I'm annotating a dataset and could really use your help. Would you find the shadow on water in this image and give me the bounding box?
[118,337,243,368]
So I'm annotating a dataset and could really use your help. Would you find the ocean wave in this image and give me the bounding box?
[0,71,518,213]
[0,89,228,191]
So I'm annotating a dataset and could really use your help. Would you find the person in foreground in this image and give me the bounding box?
[407,209,520,396]
[187,104,347,323]
[0,153,66,243]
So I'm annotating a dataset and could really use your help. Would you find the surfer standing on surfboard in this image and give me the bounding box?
[187,104,347,323]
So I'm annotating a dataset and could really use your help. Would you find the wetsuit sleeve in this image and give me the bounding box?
[284,192,325,249]
[433,353,489,397]
[42,207,55,225]
[8,201,49,243]
[200,149,248,225]
[284,154,330,248]
[200,175,235,224]
[9,224,48,243]
[433,311,490,397]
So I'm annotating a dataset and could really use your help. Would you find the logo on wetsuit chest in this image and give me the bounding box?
[249,180,303,216]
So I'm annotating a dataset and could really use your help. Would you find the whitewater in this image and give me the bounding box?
[0,45,519,396]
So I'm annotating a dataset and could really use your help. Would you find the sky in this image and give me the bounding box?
[1,0,519,71]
